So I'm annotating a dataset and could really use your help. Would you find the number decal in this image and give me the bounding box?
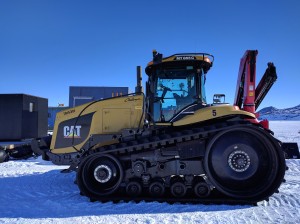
[212,110,217,116]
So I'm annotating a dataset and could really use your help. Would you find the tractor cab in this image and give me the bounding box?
[145,51,214,123]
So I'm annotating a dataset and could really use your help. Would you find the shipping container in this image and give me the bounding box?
[0,94,48,140]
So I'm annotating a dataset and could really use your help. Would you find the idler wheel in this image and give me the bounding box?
[77,153,123,197]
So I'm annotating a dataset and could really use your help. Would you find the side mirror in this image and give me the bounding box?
[213,94,225,104]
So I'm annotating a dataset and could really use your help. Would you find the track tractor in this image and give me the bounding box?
[33,50,297,204]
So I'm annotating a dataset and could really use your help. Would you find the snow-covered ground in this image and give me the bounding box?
[0,121,299,224]
[269,121,300,146]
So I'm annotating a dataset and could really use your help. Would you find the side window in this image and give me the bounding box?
[154,75,197,122]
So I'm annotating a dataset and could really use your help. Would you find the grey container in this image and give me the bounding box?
[0,94,48,140]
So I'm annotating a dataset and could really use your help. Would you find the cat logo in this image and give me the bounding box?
[63,125,82,138]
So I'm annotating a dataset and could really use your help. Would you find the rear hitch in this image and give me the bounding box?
[282,142,300,159]
[31,136,52,160]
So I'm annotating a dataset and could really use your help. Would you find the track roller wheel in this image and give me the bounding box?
[149,181,165,197]
[126,181,142,197]
[204,126,286,201]
[77,153,123,198]
[194,182,211,198]
[170,182,187,198]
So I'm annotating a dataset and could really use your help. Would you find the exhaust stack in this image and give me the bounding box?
[135,66,143,93]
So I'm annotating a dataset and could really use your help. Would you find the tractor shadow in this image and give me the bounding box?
[0,169,252,219]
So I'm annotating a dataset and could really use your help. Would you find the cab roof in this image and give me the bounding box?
[145,51,214,76]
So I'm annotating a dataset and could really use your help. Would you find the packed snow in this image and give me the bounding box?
[0,121,299,224]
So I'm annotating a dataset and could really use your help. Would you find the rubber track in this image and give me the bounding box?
[77,120,281,205]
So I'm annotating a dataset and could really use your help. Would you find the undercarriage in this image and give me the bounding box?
[76,120,286,204]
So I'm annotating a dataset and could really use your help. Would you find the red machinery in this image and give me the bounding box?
[234,50,299,158]
[234,50,277,129]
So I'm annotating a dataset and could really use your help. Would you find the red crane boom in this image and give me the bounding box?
[234,50,277,128]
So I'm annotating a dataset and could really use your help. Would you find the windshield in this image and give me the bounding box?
[153,67,198,122]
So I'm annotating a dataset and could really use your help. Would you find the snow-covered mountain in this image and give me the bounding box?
[258,104,300,120]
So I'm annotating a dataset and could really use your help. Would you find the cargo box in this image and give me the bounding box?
[0,94,48,140]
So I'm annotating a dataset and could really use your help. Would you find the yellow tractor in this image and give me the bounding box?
[33,50,292,204]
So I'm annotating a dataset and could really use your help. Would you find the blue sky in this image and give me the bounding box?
[0,0,299,109]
